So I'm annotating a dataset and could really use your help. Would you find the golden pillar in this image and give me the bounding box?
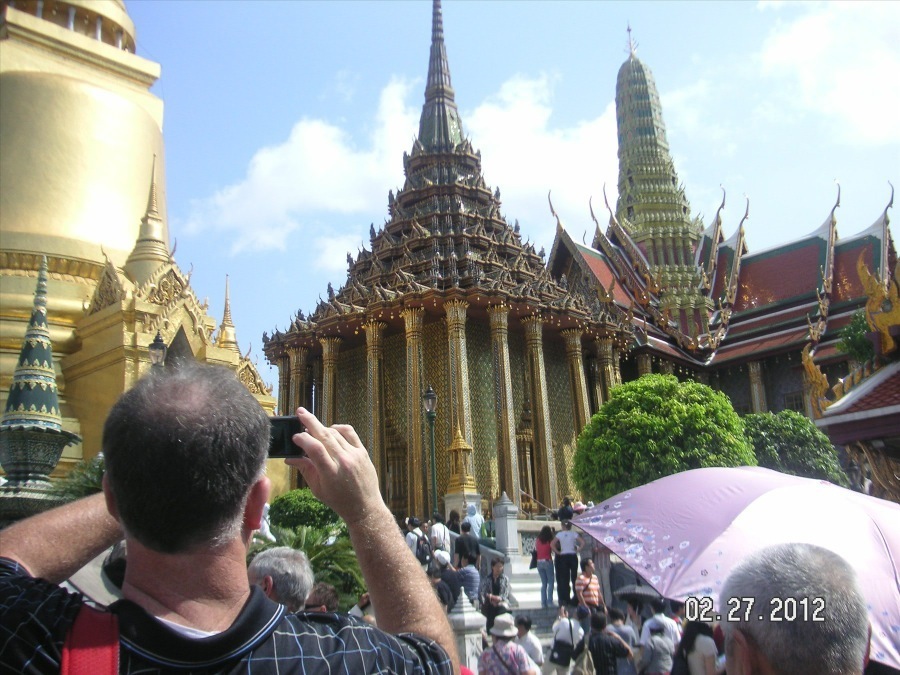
[487,305,520,505]
[612,345,623,386]
[288,346,308,412]
[401,307,426,518]
[637,353,653,376]
[319,337,342,426]
[562,329,591,433]
[748,361,768,413]
[521,314,558,507]
[444,300,473,443]
[363,320,387,487]
[596,338,616,403]
[278,353,290,414]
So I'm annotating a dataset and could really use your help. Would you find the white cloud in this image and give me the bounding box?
[756,1,900,144]
[465,74,619,252]
[182,76,418,254]
[185,72,619,259]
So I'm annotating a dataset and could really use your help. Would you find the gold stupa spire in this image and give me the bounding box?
[216,275,240,354]
[123,155,170,286]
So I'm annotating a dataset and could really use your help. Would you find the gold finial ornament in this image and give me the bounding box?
[447,425,477,494]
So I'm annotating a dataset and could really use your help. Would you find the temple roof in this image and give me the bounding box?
[417,0,464,153]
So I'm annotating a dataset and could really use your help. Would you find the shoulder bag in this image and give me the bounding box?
[61,603,119,675]
[549,618,575,666]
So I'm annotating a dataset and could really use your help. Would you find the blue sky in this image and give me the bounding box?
[125,0,899,396]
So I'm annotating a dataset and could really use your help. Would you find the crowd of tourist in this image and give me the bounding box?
[0,363,883,675]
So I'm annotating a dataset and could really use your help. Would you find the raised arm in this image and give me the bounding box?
[0,491,122,583]
[288,407,459,670]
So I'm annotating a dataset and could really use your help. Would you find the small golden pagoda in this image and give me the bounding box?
[264,0,632,519]
[0,1,281,490]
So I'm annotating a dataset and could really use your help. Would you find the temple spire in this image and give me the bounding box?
[124,155,170,286]
[216,275,240,354]
[627,23,637,57]
[417,0,464,152]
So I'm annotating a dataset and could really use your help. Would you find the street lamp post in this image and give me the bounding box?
[423,385,437,516]
[149,331,167,368]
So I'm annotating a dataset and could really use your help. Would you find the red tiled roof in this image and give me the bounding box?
[726,304,816,338]
[712,325,809,364]
[734,241,824,313]
[832,239,875,304]
[710,247,734,300]
[846,369,900,413]
[576,246,634,306]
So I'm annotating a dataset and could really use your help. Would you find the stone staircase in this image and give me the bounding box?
[507,553,560,645]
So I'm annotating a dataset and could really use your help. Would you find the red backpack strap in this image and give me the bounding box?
[61,603,119,675]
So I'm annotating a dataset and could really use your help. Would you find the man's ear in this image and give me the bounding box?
[729,628,764,675]
[243,476,271,532]
[102,472,120,522]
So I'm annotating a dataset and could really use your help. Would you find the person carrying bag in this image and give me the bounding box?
[546,606,584,674]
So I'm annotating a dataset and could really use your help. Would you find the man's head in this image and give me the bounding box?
[608,607,625,625]
[590,611,608,632]
[432,511,444,524]
[102,364,269,553]
[515,616,532,638]
[650,597,667,615]
[304,581,339,612]
[460,520,472,533]
[580,558,594,574]
[721,543,869,675]
[406,516,421,531]
[247,547,314,613]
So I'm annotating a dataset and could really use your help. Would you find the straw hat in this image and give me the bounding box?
[489,613,517,638]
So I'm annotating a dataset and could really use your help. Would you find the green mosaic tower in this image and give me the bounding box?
[0,256,79,523]
[615,30,709,336]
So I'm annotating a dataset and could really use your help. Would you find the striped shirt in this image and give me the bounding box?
[0,557,452,674]
[575,572,602,608]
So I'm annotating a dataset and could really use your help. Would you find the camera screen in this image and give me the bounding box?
[268,416,305,457]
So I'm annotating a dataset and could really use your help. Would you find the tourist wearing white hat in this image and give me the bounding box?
[477,613,537,674]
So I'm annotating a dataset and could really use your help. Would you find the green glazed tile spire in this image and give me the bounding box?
[417,0,464,152]
[2,256,63,431]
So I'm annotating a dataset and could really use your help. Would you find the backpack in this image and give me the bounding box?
[670,648,690,675]
[415,533,433,565]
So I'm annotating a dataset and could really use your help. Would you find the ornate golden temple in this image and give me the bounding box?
[0,1,283,491]
[262,1,633,518]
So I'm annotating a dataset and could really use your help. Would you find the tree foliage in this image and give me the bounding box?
[743,410,848,486]
[249,524,363,610]
[269,488,340,530]
[573,374,756,501]
[836,310,875,364]
[50,454,105,502]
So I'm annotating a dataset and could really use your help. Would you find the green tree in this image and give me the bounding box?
[572,374,756,501]
[744,409,848,486]
[50,454,105,502]
[269,487,340,530]
[836,310,875,364]
[249,524,364,610]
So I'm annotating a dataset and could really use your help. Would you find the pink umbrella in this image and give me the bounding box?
[574,466,900,669]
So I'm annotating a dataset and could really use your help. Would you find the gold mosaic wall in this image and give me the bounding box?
[422,319,452,500]
[335,342,366,438]
[467,321,499,500]
[382,331,407,436]
[545,338,579,499]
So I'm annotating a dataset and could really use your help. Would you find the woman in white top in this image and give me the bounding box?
[542,605,584,675]
[676,621,723,675]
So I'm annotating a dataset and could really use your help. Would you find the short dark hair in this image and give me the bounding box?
[590,611,608,631]
[650,597,667,615]
[515,616,532,630]
[580,557,593,572]
[103,364,268,553]
[432,511,444,523]
[460,520,472,532]
[306,581,339,612]
[607,607,625,622]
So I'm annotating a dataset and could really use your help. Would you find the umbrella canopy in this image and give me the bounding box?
[613,582,661,604]
[574,466,900,669]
